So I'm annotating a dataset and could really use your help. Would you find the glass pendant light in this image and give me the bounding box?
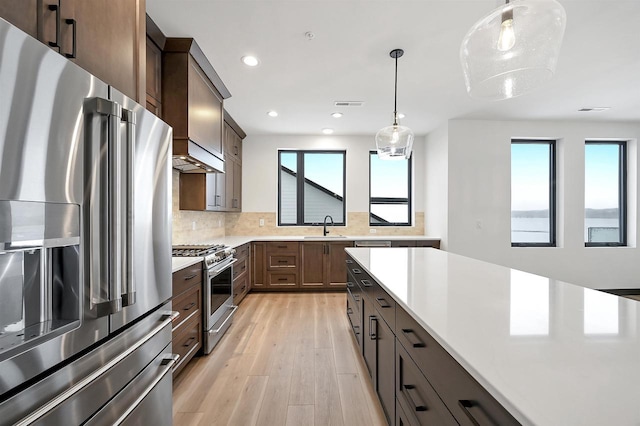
[460,0,566,100]
[375,49,414,160]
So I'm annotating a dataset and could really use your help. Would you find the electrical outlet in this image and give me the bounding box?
[259,218,265,227]
[191,221,196,230]
[370,228,377,234]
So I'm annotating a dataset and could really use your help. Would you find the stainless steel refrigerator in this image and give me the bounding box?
[0,17,175,424]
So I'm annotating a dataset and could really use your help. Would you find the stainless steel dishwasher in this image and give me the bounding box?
[354,240,392,247]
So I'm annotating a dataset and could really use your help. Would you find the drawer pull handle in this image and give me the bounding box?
[376,297,391,308]
[277,260,288,263]
[183,302,196,311]
[369,316,377,340]
[458,400,482,426]
[345,259,353,264]
[346,281,354,288]
[241,265,246,270]
[352,268,362,274]
[402,329,426,348]
[278,278,287,281]
[184,274,198,281]
[182,337,196,348]
[277,245,288,249]
[347,307,353,315]
[403,385,428,412]
[354,294,360,302]
[361,280,372,287]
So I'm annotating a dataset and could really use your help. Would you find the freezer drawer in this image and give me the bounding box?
[0,304,176,425]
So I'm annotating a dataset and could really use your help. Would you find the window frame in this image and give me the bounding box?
[584,140,627,247]
[511,139,557,247]
[277,149,347,227]
[368,150,413,226]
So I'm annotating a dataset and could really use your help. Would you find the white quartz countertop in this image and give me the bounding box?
[345,247,640,426]
[171,257,202,273]
[190,235,441,249]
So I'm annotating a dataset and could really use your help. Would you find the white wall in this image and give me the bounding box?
[425,125,449,248]
[242,134,425,215]
[436,119,640,290]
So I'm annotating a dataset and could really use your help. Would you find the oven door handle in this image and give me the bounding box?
[209,305,238,334]
[211,258,237,275]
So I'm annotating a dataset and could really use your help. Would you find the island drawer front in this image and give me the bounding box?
[267,241,299,252]
[346,271,363,310]
[267,272,298,286]
[346,294,362,348]
[171,285,201,331]
[172,263,203,296]
[268,254,297,268]
[396,342,457,426]
[396,308,520,426]
[374,286,396,330]
[346,265,375,297]
[233,256,248,280]
[172,311,202,378]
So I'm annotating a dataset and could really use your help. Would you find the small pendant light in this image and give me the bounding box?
[460,0,566,100]
[375,49,414,160]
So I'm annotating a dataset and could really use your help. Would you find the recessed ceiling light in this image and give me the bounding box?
[397,113,406,119]
[267,111,278,117]
[578,107,611,112]
[331,112,343,118]
[194,163,201,167]
[322,128,334,135]
[241,55,260,67]
[179,156,187,160]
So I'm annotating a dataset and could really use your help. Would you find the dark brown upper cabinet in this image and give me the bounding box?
[0,0,146,102]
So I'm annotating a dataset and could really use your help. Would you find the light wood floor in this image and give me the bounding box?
[172,292,387,426]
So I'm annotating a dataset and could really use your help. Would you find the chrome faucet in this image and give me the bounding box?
[323,215,334,236]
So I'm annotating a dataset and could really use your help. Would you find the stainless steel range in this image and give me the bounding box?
[172,244,237,354]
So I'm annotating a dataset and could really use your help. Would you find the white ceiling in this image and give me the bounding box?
[146,0,640,137]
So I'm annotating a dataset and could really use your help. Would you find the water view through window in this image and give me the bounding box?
[584,142,626,246]
[511,141,555,245]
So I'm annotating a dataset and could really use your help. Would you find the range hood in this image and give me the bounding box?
[173,140,224,173]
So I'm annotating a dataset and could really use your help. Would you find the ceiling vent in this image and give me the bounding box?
[334,101,364,107]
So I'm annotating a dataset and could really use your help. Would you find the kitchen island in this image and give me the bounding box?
[346,247,640,426]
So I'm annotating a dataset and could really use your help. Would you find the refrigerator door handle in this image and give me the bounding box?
[120,108,136,307]
[86,97,123,317]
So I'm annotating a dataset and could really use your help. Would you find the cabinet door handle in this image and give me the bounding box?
[182,302,196,311]
[361,280,372,287]
[402,329,426,348]
[64,18,77,58]
[352,268,361,274]
[376,297,391,308]
[369,316,377,340]
[345,259,353,264]
[347,307,353,315]
[182,337,196,348]
[353,325,360,335]
[403,385,428,412]
[183,274,198,281]
[47,4,60,49]
[354,294,360,303]
[458,400,485,426]
[234,145,238,155]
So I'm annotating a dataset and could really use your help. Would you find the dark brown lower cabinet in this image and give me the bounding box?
[362,296,395,424]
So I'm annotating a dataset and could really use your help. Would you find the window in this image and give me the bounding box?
[369,151,412,226]
[278,150,346,226]
[511,140,556,246]
[584,141,626,246]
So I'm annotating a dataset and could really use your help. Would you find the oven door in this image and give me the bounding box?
[205,258,236,329]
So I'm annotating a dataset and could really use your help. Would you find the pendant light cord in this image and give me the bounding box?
[393,53,398,125]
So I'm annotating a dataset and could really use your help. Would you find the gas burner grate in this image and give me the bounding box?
[172,244,225,257]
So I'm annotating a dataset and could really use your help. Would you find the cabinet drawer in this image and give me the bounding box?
[267,272,298,287]
[396,342,457,426]
[235,243,250,260]
[233,273,249,305]
[172,313,202,378]
[172,285,201,331]
[346,294,362,348]
[374,287,396,330]
[396,307,519,426]
[268,254,297,268]
[267,241,299,252]
[172,263,203,296]
[233,256,248,280]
